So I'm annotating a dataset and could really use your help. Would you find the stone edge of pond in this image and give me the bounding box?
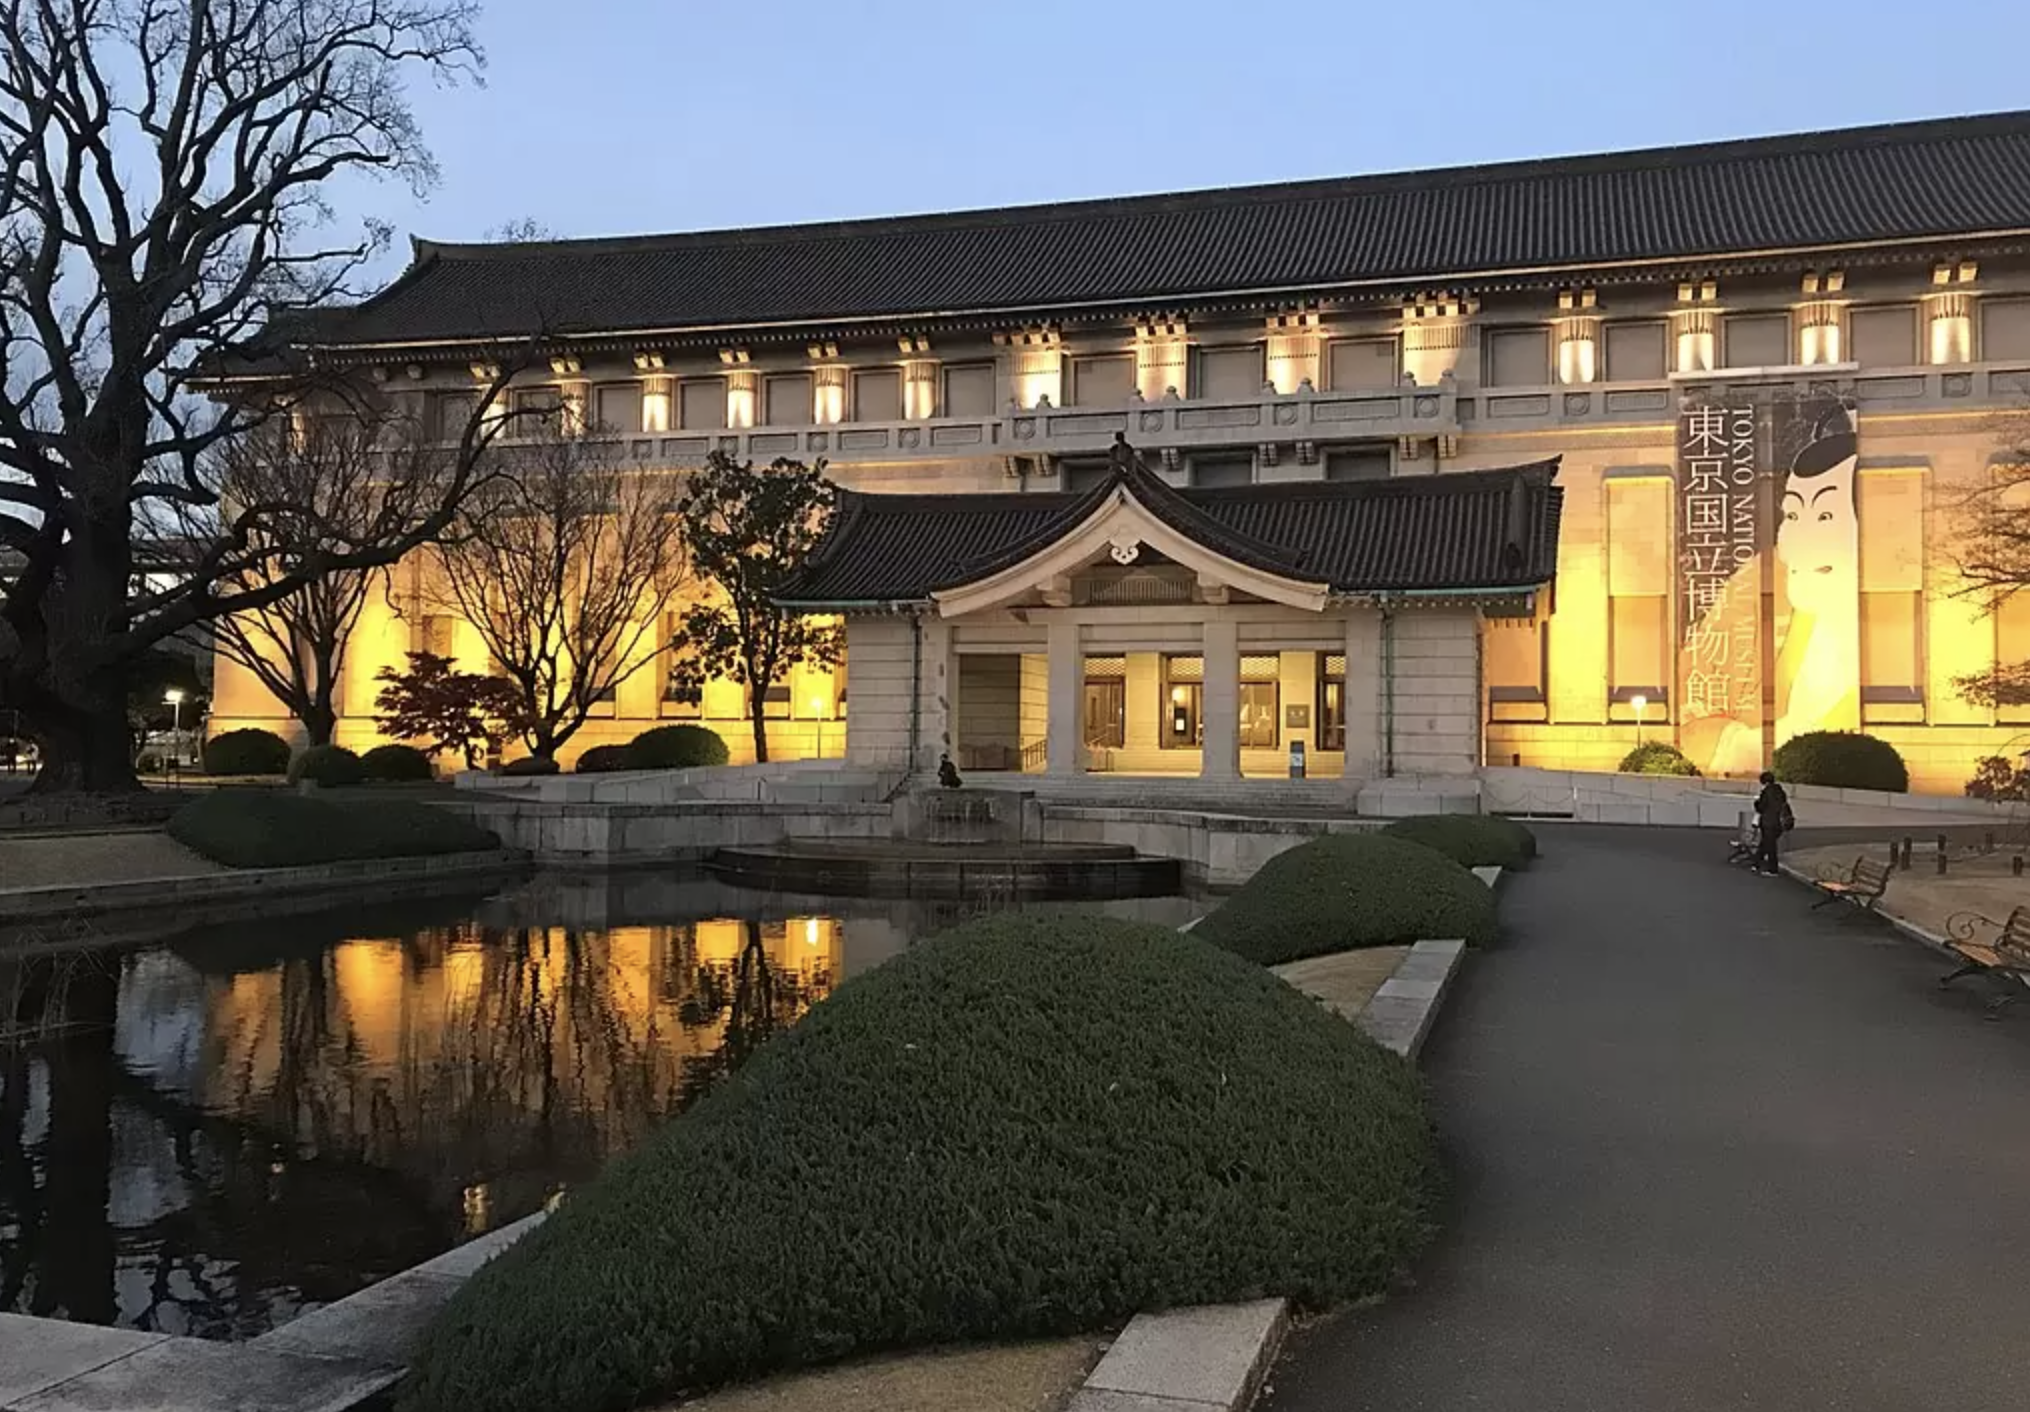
[0,849,526,924]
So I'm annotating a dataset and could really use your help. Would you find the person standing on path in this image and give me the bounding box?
[1754,770,1793,875]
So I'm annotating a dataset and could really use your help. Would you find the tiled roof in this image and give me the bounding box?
[312,111,2030,347]
[776,459,1564,606]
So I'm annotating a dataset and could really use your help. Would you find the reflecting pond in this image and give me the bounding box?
[0,872,1199,1339]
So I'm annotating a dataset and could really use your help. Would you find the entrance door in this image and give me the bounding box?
[1083,679,1125,748]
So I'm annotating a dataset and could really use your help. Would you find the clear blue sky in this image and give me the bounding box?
[361,0,2030,271]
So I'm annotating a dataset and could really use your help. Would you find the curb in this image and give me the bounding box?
[1357,939,1470,1060]
[1068,1300,1289,1412]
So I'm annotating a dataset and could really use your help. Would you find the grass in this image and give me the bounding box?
[1378,814,1536,870]
[165,790,499,868]
[401,913,1437,1412]
[1194,832,1498,965]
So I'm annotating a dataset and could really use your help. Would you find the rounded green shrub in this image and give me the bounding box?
[574,744,632,774]
[134,752,160,774]
[202,727,290,777]
[166,791,499,868]
[499,755,560,777]
[625,723,730,770]
[287,744,365,788]
[401,914,1435,1412]
[1772,730,1909,792]
[361,743,436,783]
[1619,741,1701,777]
[1195,833,1497,965]
[1380,813,1536,869]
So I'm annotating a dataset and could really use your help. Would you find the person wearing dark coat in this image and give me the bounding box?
[1754,770,1792,875]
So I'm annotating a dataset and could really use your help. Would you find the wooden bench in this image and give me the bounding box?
[1809,855,1892,913]
[1941,906,2030,1012]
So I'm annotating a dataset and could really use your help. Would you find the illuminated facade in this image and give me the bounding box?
[214,111,2030,792]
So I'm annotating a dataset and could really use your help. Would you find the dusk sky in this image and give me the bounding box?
[357,0,2030,277]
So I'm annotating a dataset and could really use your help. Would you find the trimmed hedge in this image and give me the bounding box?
[166,791,499,869]
[1379,813,1536,869]
[402,914,1436,1412]
[1772,730,1909,793]
[1195,833,1497,965]
[361,743,436,783]
[202,727,290,777]
[625,723,729,770]
[574,744,632,774]
[288,744,365,788]
[1619,741,1701,777]
[499,755,560,777]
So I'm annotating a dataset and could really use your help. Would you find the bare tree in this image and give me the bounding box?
[1949,411,2030,708]
[0,0,509,794]
[430,427,688,762]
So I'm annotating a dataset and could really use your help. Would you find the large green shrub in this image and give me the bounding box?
[361,743,436,783]
[202,727,290,777]
[1379,813,1535,869]
[625,723,730,770]
[574,744,632,774]
[499,755,560,777]
[402,915,1434,1412]
[1619,741,1701,777]
[1195,833,1497,965]
[287,744,365,788]
[166,791,499,868]
[1772,730,1909,792]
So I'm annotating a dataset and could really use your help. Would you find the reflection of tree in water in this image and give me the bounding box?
[674,921,832,1108]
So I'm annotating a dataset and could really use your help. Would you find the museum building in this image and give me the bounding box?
[211,110,2030,793]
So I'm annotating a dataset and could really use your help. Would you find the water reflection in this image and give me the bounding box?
[0,874,1197,1339]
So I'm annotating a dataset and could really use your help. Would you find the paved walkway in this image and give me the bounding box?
[0,831,218,890]
[1266,824,2030,1412]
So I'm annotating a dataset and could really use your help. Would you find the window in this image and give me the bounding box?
[1239,655,1279,749]
[513,386,562,431]
[1981,298,2030,361]
[1485,328,1551,387]
[1161,654,1202,748]
[1191,454,1251,488]
[680,377,728,430]
[1327,338,1398,391]
[1068,353,1135,407]
[763,373,812,426]
[1083,656,1126,748]
[593,383,643,434]
[1607,478,1672,708]
[588,684,617,718]
[414,614,456,660]
[431,391,477,442]
[1484,614,1547,711]
[1858,468,1926,701]
[1722,313,1790,369]
[852,369,901,421]
[1325,449,1390,482]
[1998,593,2030,722]
[942,363,996,417]
[1604,322,1668,381]
[1850,306,1918,368]
[1195,345,1263,401]
[1316,653,1346,751]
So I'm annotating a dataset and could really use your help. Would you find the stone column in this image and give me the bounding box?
[1343,610,1383,788]
[1200,617,1240,780]
[1046,617,1082,775]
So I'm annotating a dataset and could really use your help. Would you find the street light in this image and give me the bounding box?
[164,689,185,767]
[1630,693,1648,747]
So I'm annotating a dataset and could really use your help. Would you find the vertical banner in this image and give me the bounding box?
[1675,395,1861,776]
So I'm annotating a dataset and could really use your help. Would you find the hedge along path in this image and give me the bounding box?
[399,915,1438,1412]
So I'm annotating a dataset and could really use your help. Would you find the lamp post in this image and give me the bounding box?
[1630,693,1648,747]
[164,689,184,767]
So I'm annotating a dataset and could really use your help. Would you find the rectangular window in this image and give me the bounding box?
[588,684,617,718]
[852,369,901,421]
[1982,298,2030,361]
[1195,345,1263,401]
[1607,478,1672,706]
[1191,454,1252,488]
[680,377,728,429]
[1858,467,1925,698]
[431,391,477,443]
[1485,328,1551,387]
[1998,593,2030,722]
[1316,653,1346,751]
[414,614,456,660]
[1603,322,1668,381]
[1484,616,1547,705]
[763,373,812,426]
[1325,448,1390,482]
[1068,353,1135,407]
[1239,654,1279,749]
[593,383,643,435]
[514,386,562,421]
[1850,306,1918,368]
[1161,654,1202,748]
[942,363,996,418]
[1723,313,1790,369]
[1326,338,1398,391]
[1083,656,1126,749]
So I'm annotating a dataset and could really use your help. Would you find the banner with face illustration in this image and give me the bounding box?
[1674,396,1861,777]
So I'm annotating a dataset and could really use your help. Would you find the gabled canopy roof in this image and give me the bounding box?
[777,448,1564,612]
[294,111,2030,349]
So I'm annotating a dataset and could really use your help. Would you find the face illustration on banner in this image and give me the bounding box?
[1778,409,1860,618]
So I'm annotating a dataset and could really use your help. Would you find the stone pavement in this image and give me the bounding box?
[1789,840,2030,942]
[1263,825,2030,1412]
[673,1338,1104,1412]
[0,830,218,890]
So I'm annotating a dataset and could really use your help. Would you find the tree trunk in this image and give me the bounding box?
[26,700,141,795]
[300,699,338,748]
[750,704,770,764]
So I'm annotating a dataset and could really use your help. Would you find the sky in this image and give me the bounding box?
[319,0,2030,283]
